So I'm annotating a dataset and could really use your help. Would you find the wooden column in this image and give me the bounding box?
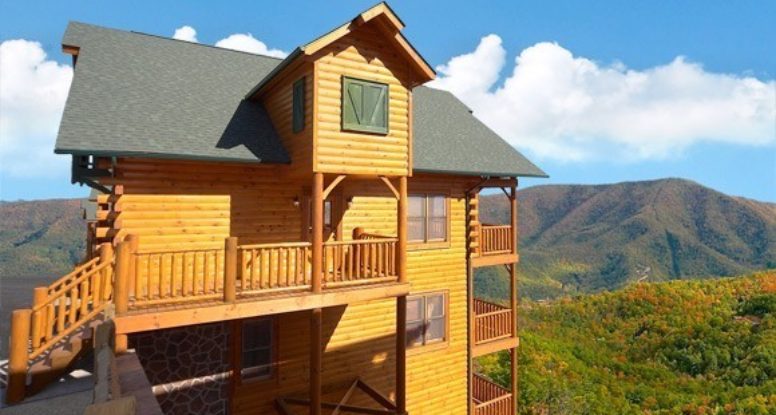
[31,287,47,349]
[510,179,519,414]
[126,234,139,298]
[113,239,131,353]
[510,181,517,255]
[99,242,113,303]
[396,296,407,413]
[396,175,408,412]
[397,176,408,283]
[224,237,237,302]
[311,172,324,293]
[7,309,31,404]
[310,307,322,415]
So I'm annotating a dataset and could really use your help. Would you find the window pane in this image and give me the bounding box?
[427,218,446,241]
[407,321,424,347]
[324,200,332,227]
[427,294,444,318]
[406,297,423,322]
[243,319,271,350]
[408,218,425,242]
[408,196,425,217]
[428,196,446,218]
[426,318,445,342]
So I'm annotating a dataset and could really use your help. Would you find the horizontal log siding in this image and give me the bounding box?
[102,157,304,251]
[261,63,314,177]
[313,22,411,176]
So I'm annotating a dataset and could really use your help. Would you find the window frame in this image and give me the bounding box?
[406,291,450,355]
[292,77,306,133]
[341,76,389,135]
[407,192,451,250]
[236,317,276,384]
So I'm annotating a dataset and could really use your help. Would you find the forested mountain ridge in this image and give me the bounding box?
[478,271,776,414]
[480,178,776,299]
[0,199,87,279]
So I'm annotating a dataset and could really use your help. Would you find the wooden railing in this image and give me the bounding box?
[474,299,513,344]
[7,243,114,403]
[472,374,512,415]
[239,242,312,294]
[322,239,398,287]
[480,224,512,256]
[130,247,225,307]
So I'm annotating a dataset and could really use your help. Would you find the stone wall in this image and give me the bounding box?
[130,322,231,415]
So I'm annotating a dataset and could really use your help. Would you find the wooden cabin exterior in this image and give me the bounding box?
[6,3,546,414]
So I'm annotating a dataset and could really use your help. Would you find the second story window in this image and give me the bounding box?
[407,292,447,348]
[342,76,388,134]
[292,77,305,133]
[408,194,448,244]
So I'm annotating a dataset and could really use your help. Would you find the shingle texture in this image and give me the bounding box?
[56,22,546,177]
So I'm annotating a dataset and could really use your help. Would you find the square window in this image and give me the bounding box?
[241,318,273,380]
[408,194,448,244]
[342,77,389,134]
[292,78,305,133]
[406,292,447,349]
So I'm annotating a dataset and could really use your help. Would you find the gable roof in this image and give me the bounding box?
[55,21,547,178]
[246,2,435,99]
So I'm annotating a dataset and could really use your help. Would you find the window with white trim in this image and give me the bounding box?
[406,292,447,347]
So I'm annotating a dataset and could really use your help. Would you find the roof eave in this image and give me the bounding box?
[413,168,549,179]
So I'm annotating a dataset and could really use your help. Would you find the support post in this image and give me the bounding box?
[7,309,32,404]
[396,296,407,413]
[397,176,407,283]
[510,181,517,255]
[311,172,324,293]
[31,287,47,349]
[511,346,518,415]
[113,239,131,353]
[310,308,322,415]
[510,179,519,414]
[98,242,113,302]
[126,234,139,298]
[224,237,238,302]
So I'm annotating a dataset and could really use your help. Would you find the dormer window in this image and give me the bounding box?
[342,77,388,134]
[292,77,305,133]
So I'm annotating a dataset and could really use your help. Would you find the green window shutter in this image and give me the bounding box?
[292,78,305,133]
[342,77,389,134]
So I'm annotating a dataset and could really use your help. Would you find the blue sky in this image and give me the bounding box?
[1,0,774,201]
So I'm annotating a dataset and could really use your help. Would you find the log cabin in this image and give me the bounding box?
[5,3,546,414]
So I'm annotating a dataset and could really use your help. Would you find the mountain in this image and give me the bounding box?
[478,270,776,414]
[0,199,87,279]
[480,178,776,299]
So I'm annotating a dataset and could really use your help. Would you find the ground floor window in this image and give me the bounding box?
[240,318,274,380]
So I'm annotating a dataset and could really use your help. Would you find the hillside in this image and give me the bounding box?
[478,271,776,414]
[0,199,87,279]
[480,178,776,299]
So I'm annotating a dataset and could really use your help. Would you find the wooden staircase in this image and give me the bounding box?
[5,243,114,404]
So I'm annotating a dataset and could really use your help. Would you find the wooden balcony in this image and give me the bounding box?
[113,238,407,334]
[472,299,518,357]
[470,224,518,267]
[472,374,513,415]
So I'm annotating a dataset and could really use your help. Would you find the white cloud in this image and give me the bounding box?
[173,25,198,42]
[215,33,287,58]
[0,40,73,179]
[430,35,776,162]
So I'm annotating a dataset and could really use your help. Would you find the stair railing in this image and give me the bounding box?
[6,242,114,404]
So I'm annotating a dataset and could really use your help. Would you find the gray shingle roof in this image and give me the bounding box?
[56,22,546,178]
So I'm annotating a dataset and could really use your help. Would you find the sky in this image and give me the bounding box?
[1,0,774,202]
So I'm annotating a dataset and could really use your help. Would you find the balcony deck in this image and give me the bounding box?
[113,238,406,334]
[471,225,518,267]
[472,299,518,357]
[472,374,513,415]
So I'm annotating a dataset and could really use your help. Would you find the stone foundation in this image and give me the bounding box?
[130,322,231,415]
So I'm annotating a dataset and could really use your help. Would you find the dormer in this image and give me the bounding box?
[248,2,435,178]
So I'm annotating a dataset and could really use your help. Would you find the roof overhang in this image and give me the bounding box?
[247,2,435,99]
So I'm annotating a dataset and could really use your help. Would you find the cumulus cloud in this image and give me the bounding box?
[215,33,287,58]
[430,35,776,162]
[0,40,73,178]
[172,25,198,42]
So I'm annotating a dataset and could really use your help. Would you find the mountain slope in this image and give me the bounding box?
[478,271,776,414]
[481,178,776,298]
[0,199,87,279]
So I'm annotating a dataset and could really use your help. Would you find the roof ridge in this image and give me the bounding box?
[66,20,287,61]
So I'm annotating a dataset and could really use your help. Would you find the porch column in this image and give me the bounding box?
[310,172,324,415]
[396,176,408,412]
[510,179,519,414]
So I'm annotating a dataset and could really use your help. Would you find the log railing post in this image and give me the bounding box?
[113,239,131,354]
[99,242,114,302]
[31,287,47,349]
[311,172,324,293]
[7,309,32,404]
[126,234,139,298]
[224,237,237,302]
